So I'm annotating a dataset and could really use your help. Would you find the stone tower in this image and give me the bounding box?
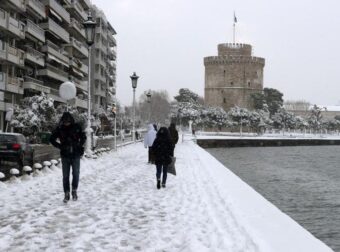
[204,43,265,111]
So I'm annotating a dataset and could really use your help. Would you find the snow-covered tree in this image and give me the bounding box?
[308,105,325,132]
[11,93,57,135]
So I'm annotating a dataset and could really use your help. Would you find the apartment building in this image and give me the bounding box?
[90,5,117,114]
[0,0,117,132]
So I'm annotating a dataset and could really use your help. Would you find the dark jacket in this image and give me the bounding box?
[50,113,86,158]
[168,123,179,145]
[152,127,173,166]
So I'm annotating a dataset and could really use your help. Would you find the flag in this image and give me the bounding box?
[234,12,237,23]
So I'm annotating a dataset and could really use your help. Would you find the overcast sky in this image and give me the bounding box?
[92,0,340,107]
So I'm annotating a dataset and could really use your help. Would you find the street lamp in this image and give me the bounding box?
[130,72,139,142]
[146,90,151,123]
[83,11,96,155]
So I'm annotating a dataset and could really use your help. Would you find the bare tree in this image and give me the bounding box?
[138,90,171,125]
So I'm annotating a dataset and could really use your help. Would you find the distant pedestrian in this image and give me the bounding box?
[144,124,157,164]
[120,130,125,142]
[135,131,139,140]
[168,122,179,157]
[153,124,158,131]
[152,127,173,189]
[50,112,86,203]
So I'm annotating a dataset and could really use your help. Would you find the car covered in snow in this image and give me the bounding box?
[0,133,34,169]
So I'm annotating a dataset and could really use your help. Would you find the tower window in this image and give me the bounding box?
[223,98,226,103]
[230,82,233,86]
[248,82,251,87]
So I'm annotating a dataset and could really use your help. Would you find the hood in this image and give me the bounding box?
[148,124,155,131]
[59,112,75,125]
[157,127,169,138]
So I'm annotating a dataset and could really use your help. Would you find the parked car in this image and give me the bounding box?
[0,133,34,169]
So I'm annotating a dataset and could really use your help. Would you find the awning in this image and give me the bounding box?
[47,54,69,68]
[71,67,84,78]
[49,9,63,23]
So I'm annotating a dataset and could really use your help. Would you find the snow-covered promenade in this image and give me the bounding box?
[0,139,333,251]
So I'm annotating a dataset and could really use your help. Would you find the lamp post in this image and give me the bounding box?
[83,11,96,155]
[146,90,151,123]
[130,72,139,142]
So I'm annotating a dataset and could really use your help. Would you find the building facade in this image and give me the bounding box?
[0,0,117,132]
[204,43,265,111]
[90,5,116,114]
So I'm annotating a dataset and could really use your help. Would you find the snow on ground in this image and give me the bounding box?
[0,139,333,251]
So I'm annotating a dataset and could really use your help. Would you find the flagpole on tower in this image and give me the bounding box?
[233,11,237,44]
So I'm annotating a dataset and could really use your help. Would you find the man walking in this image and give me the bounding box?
[50,112,86,203]
[168,122,179,157]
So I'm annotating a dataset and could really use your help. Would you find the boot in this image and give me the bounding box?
[72,190,78,201]
[63,192,70,203]
[162,183,166,188]
[157,179,161,189]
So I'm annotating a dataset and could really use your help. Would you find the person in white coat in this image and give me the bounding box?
[144,124,157,164]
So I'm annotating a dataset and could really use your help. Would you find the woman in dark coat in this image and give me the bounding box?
[151,127,173,189]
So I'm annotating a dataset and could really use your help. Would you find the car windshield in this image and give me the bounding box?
[0,135,17,143]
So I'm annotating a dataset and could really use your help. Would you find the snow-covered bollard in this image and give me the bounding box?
[50,160,59,171]
[22,166,33,181]
[23,166,32,175]
[33,163,43,176]
[42,161,52,173]
[10,168,20,182]
[0,172,5,182]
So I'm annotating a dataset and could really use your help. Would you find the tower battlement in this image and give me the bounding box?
[204,56,265,66]
[218,43,252,57]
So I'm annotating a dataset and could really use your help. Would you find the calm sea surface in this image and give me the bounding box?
[206,146,340,251]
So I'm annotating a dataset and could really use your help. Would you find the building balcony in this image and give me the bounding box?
[94,72,106,83]
[96,26,107,39]
[0,9,8,31]
[23,76,50,93]
[49,88,64,102]
[0,101,4,111]
[69,18,85,39]
[25,0,46,19]
[25,46,45,66]
[73,78,87,91]
[108,35,116,47]
[37,63,69,82]
[25,19,45,42]
[8,16,26,39]
[64,37,88,58]
[70,57,88,75]
[78,0,90,9]
[7,45,25,67]
[6,75,24,94]
[75,97,87,109]
[95,56,106,68]
[42,40,69,67]
[94,88,106,97]
[40,18,70,43]
[67,0,87,21]
[8,0,26,12]
[42,0,70,23]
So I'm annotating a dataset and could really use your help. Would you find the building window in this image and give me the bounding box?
[248,82,251,87]
[230,82,233,86]
[223,98,226,103]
